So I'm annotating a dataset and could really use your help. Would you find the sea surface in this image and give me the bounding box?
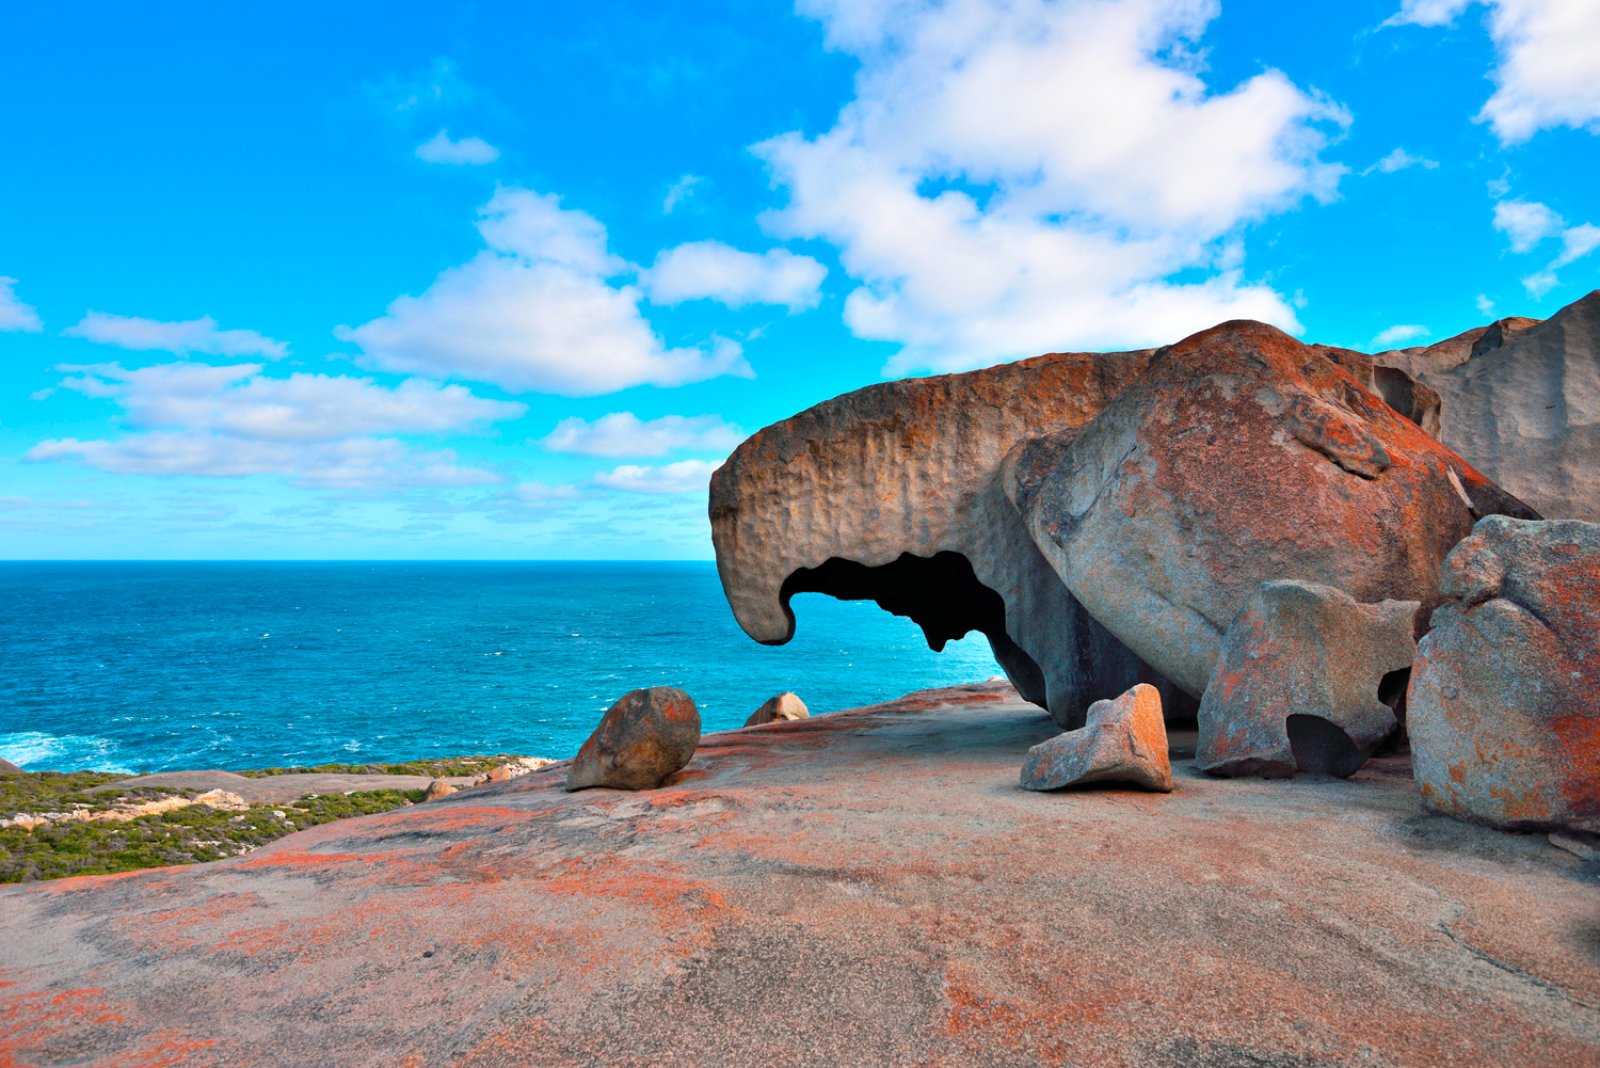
[0,562,1001,773]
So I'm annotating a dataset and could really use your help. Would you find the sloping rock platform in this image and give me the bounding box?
[3,683,1597,1066]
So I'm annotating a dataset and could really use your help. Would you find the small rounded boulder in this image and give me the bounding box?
[567,687,701,792]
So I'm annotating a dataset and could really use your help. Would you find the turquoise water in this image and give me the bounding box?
[0,562,1001,773]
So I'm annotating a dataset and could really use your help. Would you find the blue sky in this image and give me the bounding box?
[2,0,1596,559]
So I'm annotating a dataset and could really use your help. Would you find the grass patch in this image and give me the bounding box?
[237,754,525,778]
[0,776,424,884]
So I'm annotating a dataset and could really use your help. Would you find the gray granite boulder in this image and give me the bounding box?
[1196,581,1418,778]
[745,692,809,727]
[567,687,701,792]
[1020,684,1172,792]
[1409,516,1600,832]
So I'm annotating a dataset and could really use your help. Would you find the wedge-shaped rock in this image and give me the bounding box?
[567,687,700,792]
[710,346,1187,728]
[1375,290,1600,521]
[1196,581,1419,779]
[1009,320,1538,698]
[745,692,808,727]
[1020,684,1172,792]
[1409,517,1600,832]
[0,757,20,775]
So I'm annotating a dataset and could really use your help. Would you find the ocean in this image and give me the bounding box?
[0,562,1001,773]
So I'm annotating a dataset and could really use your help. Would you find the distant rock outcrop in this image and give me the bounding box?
[1375,291,1600,521]
[1020,683,1172,792]
[567,687,701,792]
[745,692,809,727]
[0,758,20,775]
[1409,517,1600,832]
[1196,581,1418,779]
[1009,319,1534,697]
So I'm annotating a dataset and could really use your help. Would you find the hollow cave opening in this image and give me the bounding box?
[778,551,1047,702]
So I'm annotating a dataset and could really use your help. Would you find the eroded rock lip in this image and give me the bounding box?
[566,686,701,792]
[1409,516,1600,832]
[1196,581,1418,779]
[1014,318,1536,697]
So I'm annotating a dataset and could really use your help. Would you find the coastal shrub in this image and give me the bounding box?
[238,755,522,778]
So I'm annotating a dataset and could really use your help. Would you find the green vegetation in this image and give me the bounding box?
[238,754,524,778]
[1,772,425,884]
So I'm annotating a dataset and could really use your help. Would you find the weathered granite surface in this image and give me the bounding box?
[2,683,1596,1066]
[1010,319,1536,697]
[1375,291,1600,521]
[1410,516,1600,832]
[744,692,809,727]
[1020,683,1172,792]
[1196,581,1418,779]
[566,686,700,792]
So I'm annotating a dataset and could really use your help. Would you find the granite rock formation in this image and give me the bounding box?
[745,692,809,727]
[709,346,1185,728]
[422,780,457,801]
[1409,516,1600,832]
[1375,291,1600,521]
[0,758,20,775]
[1195,581,1418,779]
[566,687,701,792]
[1009,319,1535,697]
[1020,683,1172,792]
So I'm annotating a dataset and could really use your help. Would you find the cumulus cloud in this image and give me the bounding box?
[65,312,289,358]
[663,174,703,213]
[28,361,520,488]
[1370,324,1431,348]
[28,435,496,489]
[337,187,751,395]
[1476,293,1496,315]
[591,459,719,495]
[645,242,827,309]
[415,129,500,164]
[1386,0,1600,142]
[541,412,744,457]
[1493,197,1600,295]
[0,277,43,332]
[763,0,1348,374]
[1363,148,1440,174]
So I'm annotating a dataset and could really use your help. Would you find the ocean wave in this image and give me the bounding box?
[0,731,131,773]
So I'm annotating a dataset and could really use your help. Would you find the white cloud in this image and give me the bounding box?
[337,187,751,395]
[53,362,524,441]
[1363,148,1441,174]
[541,412,744,457]
[65,312,289,358]
[1386,1,1600,142]
[1476,293,1496,315]
[1370,323,1431,348]
[415,129,500,165]
[1552,222,1600,268]
[764,0,1347,374]
[28,361,520,489]
[0,277,43,332]
[645,242,827,309]
[28,435,496,489]
[1492,198,1563,252]
[591,459,719,495]
[663,174,703,213]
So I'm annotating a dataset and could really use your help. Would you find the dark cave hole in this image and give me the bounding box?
[1286,714,1367,778]
[779,551,1046,701]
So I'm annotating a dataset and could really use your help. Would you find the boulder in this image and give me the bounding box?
[1408,516,1600,832]
[709,345,1189,729]
[566,687,701,792]
[1374,291,1600,521]
[0,757,21,775]
[1196,581,1419,778]
[1008,319,1538,698]
[422,780,457,801]
[745,692,809,727]
[1020,683,1172,792]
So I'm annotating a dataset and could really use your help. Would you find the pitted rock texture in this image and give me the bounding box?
[1010,319,1538,698]
[2,683,1597,1066]
[709,346,1188,727]
[566,686,700,792]
[1196,581,1418,779]
[1020,683,1172,792]
[1409,516,1600,832]
[745,692,809,727]
[1375,291,1600,521]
